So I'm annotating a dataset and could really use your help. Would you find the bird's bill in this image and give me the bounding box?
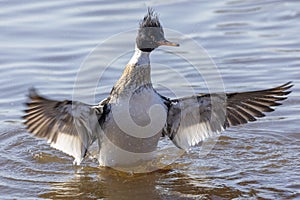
[157,39,179,47]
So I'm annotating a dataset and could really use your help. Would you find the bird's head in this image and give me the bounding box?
[136,8,179,52]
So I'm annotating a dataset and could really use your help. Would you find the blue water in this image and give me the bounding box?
[0,0,299,199]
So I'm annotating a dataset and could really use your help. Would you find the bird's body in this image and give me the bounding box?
[23,8,293,169]
[98,49,168,166]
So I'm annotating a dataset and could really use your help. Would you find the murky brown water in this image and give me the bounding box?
[1,0,299,199]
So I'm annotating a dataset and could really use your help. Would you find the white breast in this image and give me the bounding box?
[98,88,167,168]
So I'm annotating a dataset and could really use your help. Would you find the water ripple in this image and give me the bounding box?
[0,0,299,199]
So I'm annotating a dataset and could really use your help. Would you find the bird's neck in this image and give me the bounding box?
[111,47,152,97]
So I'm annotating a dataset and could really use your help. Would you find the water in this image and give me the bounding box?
[1,0,300,199]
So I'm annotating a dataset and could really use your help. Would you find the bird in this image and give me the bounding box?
[23,8,293,168]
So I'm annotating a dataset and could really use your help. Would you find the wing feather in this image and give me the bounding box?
[165,82,293,150]
[23,88,103,165]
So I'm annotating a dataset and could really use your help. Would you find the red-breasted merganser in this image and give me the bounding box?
[24,9,292,167]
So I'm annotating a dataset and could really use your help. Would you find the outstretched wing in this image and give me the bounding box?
[23,88,104,165]
[165,82,293,150]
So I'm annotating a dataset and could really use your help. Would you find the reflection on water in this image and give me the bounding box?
[41,168,165,199]
[40,166,248,200]
[1,0,300,199]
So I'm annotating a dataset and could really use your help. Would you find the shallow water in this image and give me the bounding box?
[1,0,300,199]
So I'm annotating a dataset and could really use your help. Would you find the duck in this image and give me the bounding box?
[23,8,293,168]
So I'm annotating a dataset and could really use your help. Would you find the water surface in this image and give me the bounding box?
[1,0,299,199]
